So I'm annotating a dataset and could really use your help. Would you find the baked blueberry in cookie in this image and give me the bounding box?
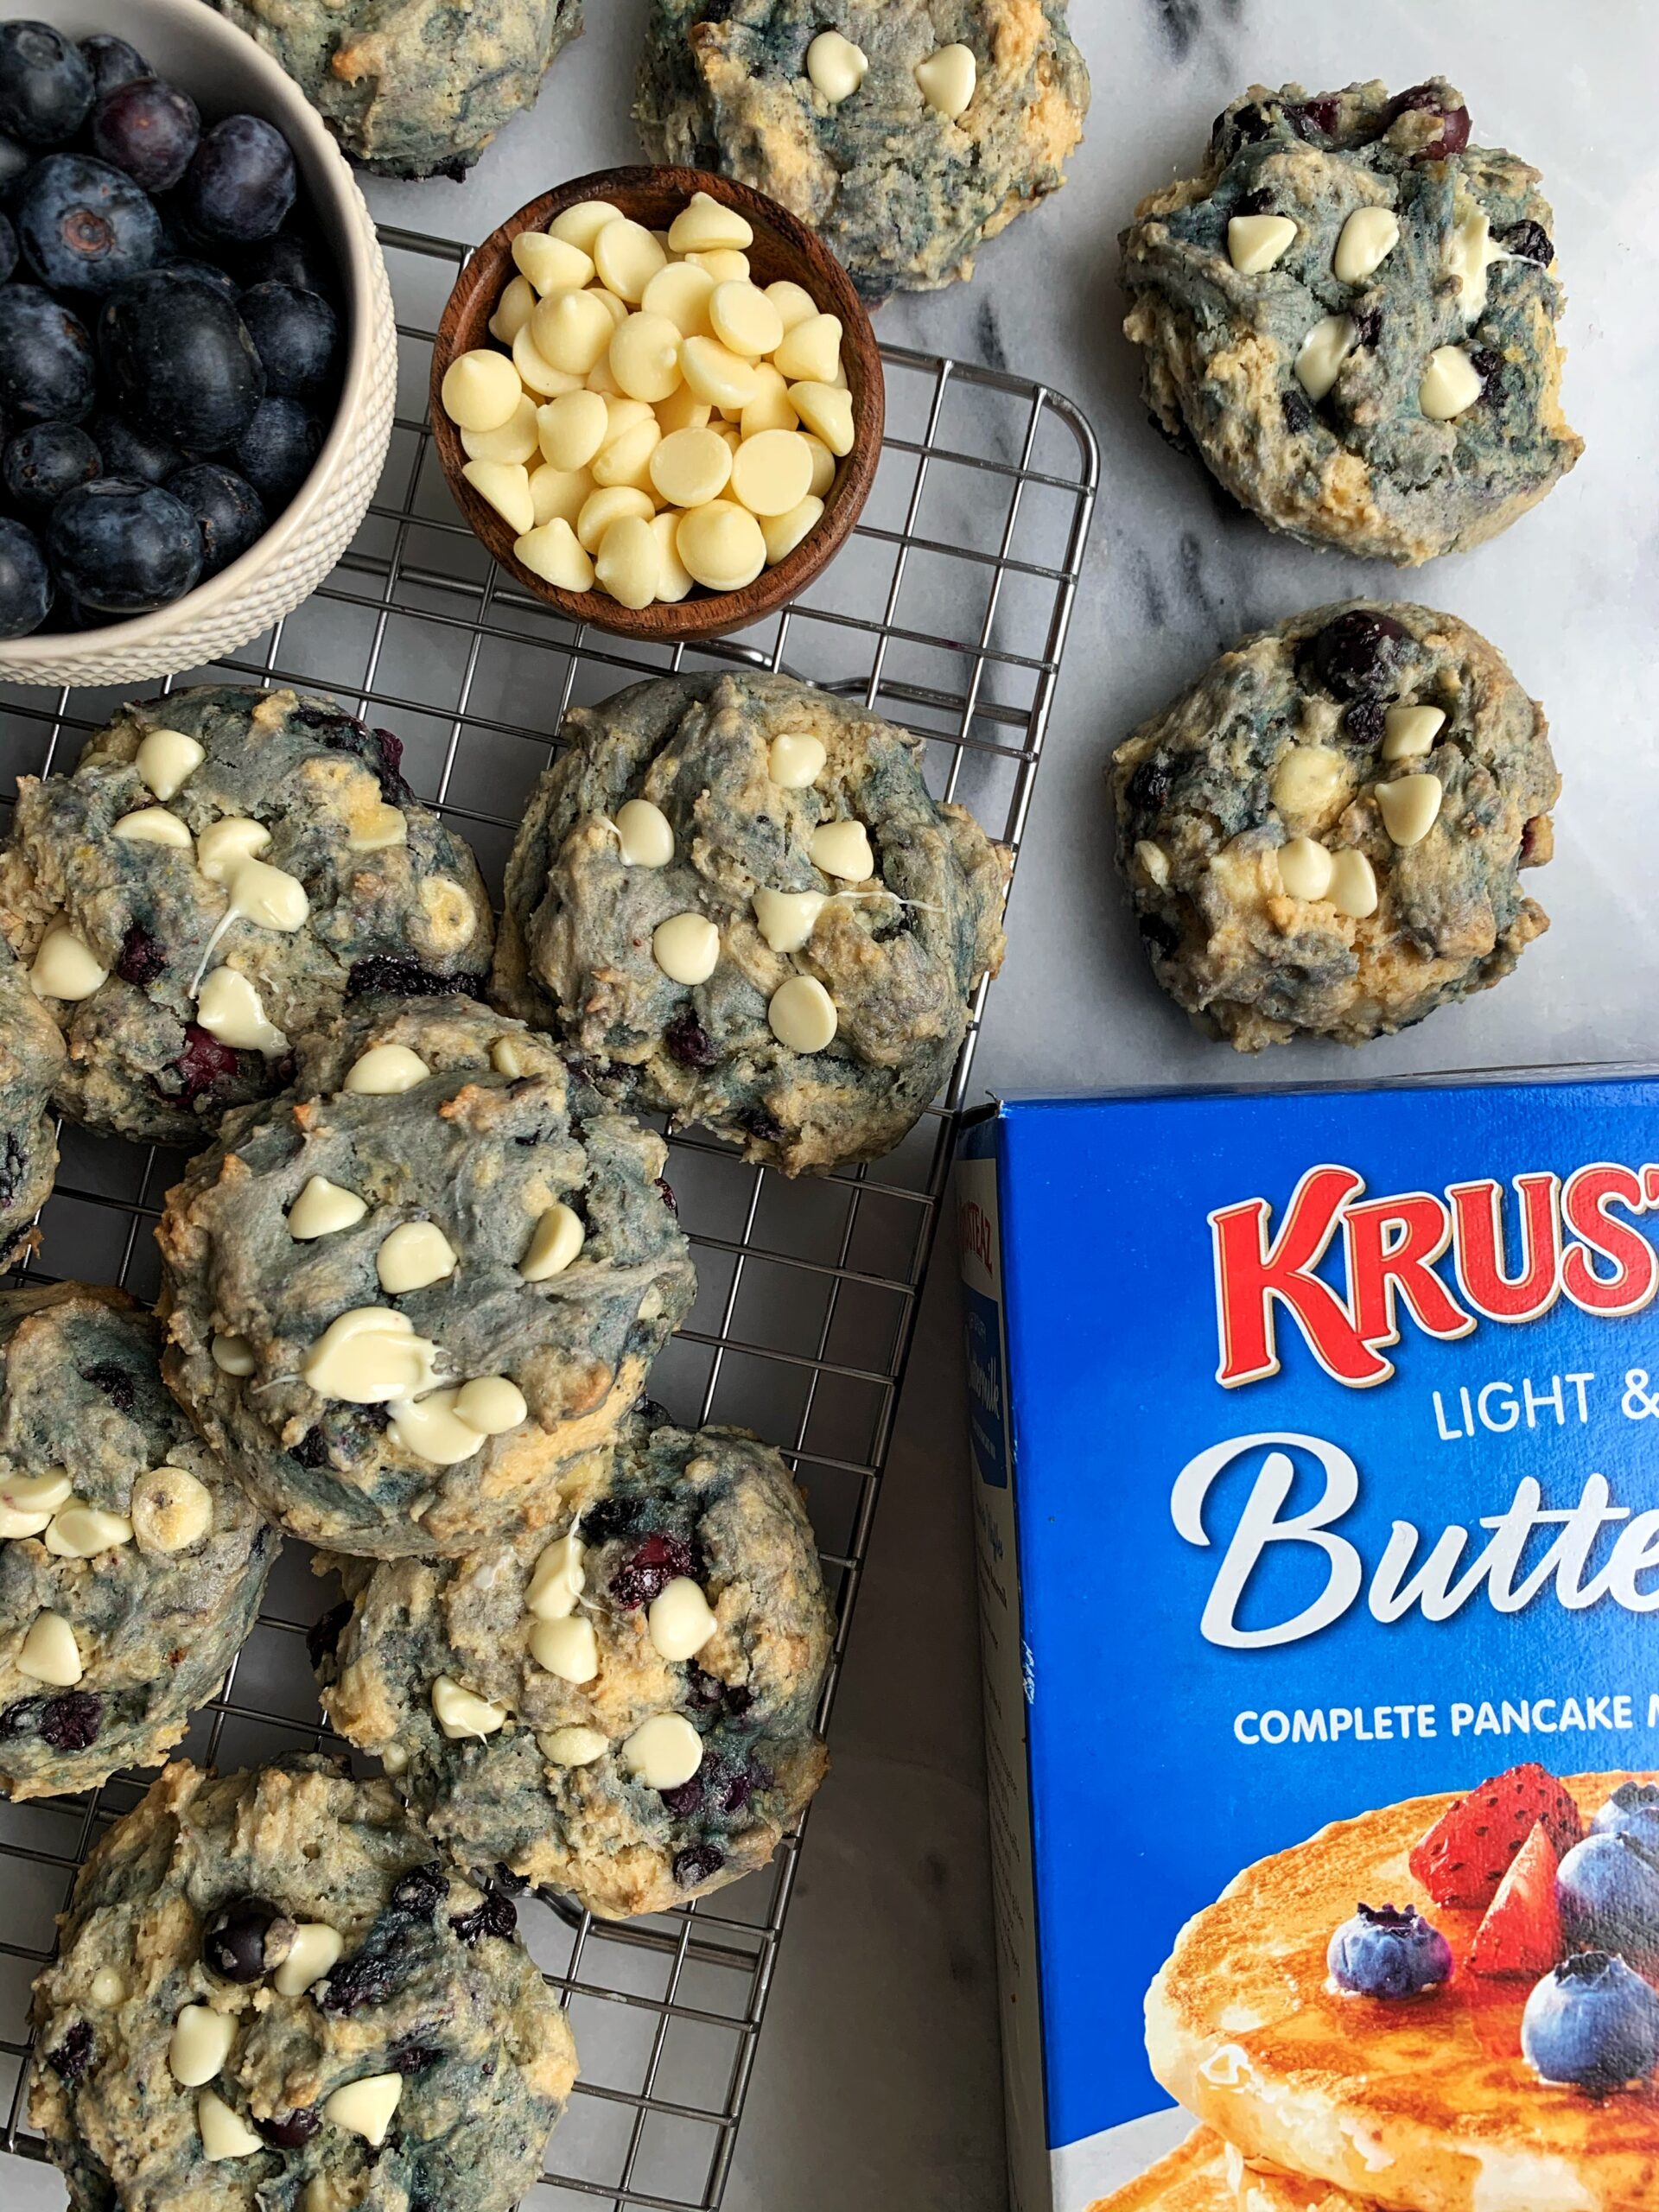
[0,934,63,1258]
[1110,601,1560,1049]
[635,0,1090,300]
[0,1285,271,1801]
[0,687,494,1147]
[1120,78,1583,564]
[492,670,1010,1174]
[315,1410,833,1920]
[156,998,696,1558]
[29,1756,577,2210]
[207,0,583,179]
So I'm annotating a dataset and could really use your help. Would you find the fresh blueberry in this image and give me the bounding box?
[48,477,201,614]
[1327,1903,1452,1999]
[0,516,50,638]
[79,35,150,101]
[202,1895,287,1982]
[3,418,99,513]
[181,114,296,244]
[0,211,15,285]
[17,152,162,296]
[1557,1832,1659,1962]
[99,267,264,448]
[162,256,239,304]
[1592,1783,1659,1866]
[0,22,95,148]
[1503,220,1554,268]
[0,284,95,423]
[165,461,264,576]
[232,396,321,507]
[91,78,200,194]
[237,281,339,398]
[241,227,336,298]
[1300,609,1410,702]
[1522,1951,1659,2090]
[89,408,180,485]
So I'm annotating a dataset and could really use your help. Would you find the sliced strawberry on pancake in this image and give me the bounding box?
[1468,1821,1563,1978]
[1410,1763,1583,1909]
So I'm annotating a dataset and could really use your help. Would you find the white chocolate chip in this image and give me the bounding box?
[1334,206,1401,285]
[512,319,582,397]
[652,912,721,987]
[194,817,269,882]
[441,348,521,435]
[289,1176,368,1241]
[800,434,836,497]
[709,279,784,359]
[302,1308,443,1404]
[195,968,288,1055]
[539,1724,607,1767]
[760,495,823,566]
[272,1923,343,1999]
[680,335,760,411]
[529,1613,600,1683]
[576,483,653,555]
[537,387,609,472]
[17,1610,82,1686]
[491,1035,532,1077]
[514,517,596,592]
[526,1533,585,1620]
[769,732,826,788]
[0,1469,72,1542]
[198,2088,262,2160]
[45,1504,134,1557]
[766,279,818,334]
[453,1376,526,1434]
[431,1675,508,1738]
[379,1743,408,1775]
[772,313,842,387]
[89,1969,125,2006]
[767,975,837,1053]
[375,1220,459,1294]
[610,309,684,404]
[345,801,407,853]
[1271,744,1345,820]
[1276,836,1334,902]
[322,2072,404,2148]
[1294,314,1357,403]
[1376,772,1444,847]
[1382,704,1446,760]
[520,1202,584,1281]
[594,218,667,305]
[666,192,753,256]
[460,392,539,467]
[615,798,674,868]
[648,1577,718,1662]
[135,727,205,801]
[112,804,192,847]
[550,200,625,252]
[914,41,976,118]
[621,1712,703,1790]
[1133,840,1170,890]
[731,429,815,518]
[210,1333,256,1377]
[676,499,766,590]
[30,921,107,1001]
[486,272,536,345]
[1227,213,1298,275]
[789,381,854,455]
[644,261,717,340]
[594,513,662,610]
[1420,346,1483,421]
[344,1044,430,1095]
[224,857,308,932]
[810,818,873,881]
[1443,203,1508,323]
[529,289,613,378]
[1328,849,1379,919]
[806,27,867,103]
[169,2004,235,2088]
[752,887,826,954]
[462,458,536,536]
[388,1389,482,1466]
[650,424,732,508]
[510,229,594,296]
[130,1465,213,1554]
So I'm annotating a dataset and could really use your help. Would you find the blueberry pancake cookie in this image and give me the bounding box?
[157,997,696,1558]
[1111,601,1559,1050]
[635,0,1089,300]
[0,935,64,1258]
[0,687,494,1147]
[493,670,1010,1174]
[315,1411,834,1919]
[30,1755,577,2212]
[209,0,583,179]
[0,1285,272,1802]
[1120,78,1583,564]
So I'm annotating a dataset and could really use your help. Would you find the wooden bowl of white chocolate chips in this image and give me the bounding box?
[429,166,884,640]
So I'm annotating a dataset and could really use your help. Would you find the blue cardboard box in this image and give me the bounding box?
[957,1076,1659,2212]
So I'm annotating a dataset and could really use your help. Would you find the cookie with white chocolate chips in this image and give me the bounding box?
[0,1285,272,1802]
[156,997,696,1558]
[492,669,1010,1173]
[635,0,1090,301]
[0,935,63,1260]
[1110,601,1560,1050]
[29,1755,577,2212]
[314,1409,833,1920]
[1120,78,1582,565]
[0,686,494,1146]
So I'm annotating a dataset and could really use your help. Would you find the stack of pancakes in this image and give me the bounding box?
[1095,1776,1659,2212]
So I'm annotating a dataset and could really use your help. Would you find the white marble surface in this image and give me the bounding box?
[10,2,1656,2203]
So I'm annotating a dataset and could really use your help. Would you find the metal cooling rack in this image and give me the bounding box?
[0,222,1096,2209]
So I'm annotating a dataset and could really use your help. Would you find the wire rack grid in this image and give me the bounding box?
[0,222,1096,2209]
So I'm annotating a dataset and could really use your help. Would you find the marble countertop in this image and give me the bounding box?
[10,3,1654,2204]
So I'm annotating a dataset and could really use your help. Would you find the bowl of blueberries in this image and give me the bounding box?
[0,0,396,684]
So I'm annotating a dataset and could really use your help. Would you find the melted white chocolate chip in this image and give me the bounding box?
[529,1613,600,1682]
[768,731,826,788]
[621,1712,702,1790]
[1328,849,1379,920]
[388,1389,485,1466]
[322,2072,403,2148]
[17,1609,82,1685]
[272,1923,343,1998]
[210,1333,256,1376]
[30,921,106,1001]
[130,1465,213,1553]
[1334,206,1400,285]
[1277,836,1334,902]
[1376,772,1444,846]
[1227,213,1297,275]
[767,975,837,1053]
[810,818,872,882]
[112,804,192,847]
[520,1202,585,1281]
[288,1176,368,1241]
[453,1376,525,1433]
[914,42,976,118]
[169,2004,235,2088]
[648,1576,719,1662]
[652,912,721,986]
[752,887,825,954]
[344,1044,430,1095]
[805,28,867,104]
[134,728,204,801]
[375,1220,459,1294]
[1271,744,1345,820]
[195,968,288,1055]
[345,802,406,854]
[431,1675,508,1738]
[540,1724,607,1766]
[526,1533,585,1619]
[1382,704,1446,760]
[1420,346,1484,421]
[194,817,270,881]
[44,1503,133,1557]
[0,1468,72,1539]
[1294,314,1356,403]
[302,1308,444,1404]
[198,2088,262,2160]
[615,798,674,868]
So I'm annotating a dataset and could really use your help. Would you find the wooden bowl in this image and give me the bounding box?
[429,165,884,642]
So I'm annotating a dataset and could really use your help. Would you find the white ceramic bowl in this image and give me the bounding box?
[0,0,397,687]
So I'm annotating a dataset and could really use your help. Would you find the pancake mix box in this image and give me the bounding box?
[957,1075,1659,2212]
